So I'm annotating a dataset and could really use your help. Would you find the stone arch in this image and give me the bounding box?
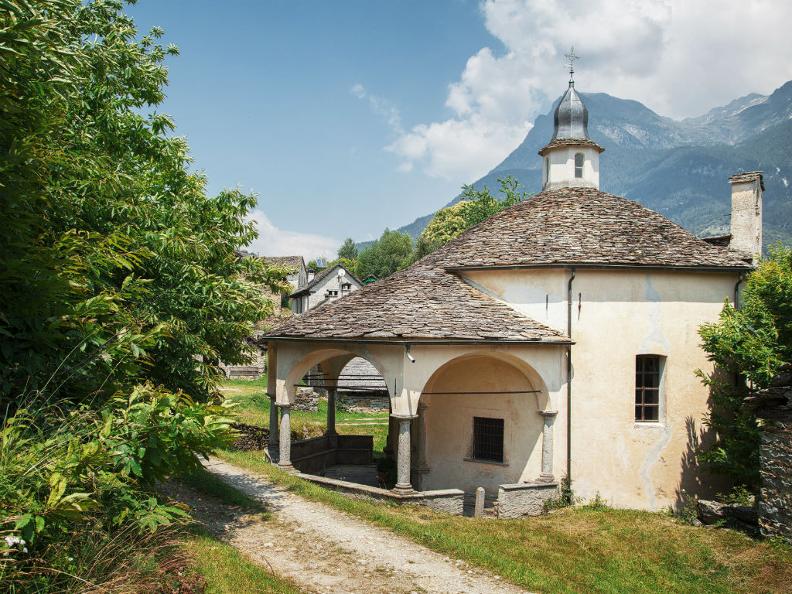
[417,352,552,494]
[420,351,551,411]
[278,346,390,405]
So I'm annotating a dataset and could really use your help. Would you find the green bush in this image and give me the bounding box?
[698,245,792,489]
[0,387,234,590]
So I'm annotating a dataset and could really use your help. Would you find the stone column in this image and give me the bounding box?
[278,403,293,470]
[539,410,558,481]
[392,415,416,493]
[413,402,430,489]
[326,388,337,436]
[268,394,279,462]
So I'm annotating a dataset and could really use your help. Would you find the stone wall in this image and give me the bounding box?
[338,392,389,412]
[495,481,559,518]
[293,387,320,411]
[754,381,792,542]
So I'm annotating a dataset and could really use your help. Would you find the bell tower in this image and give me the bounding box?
[539,47,604,191]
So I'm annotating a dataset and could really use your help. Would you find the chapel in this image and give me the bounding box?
[262,71,762,514]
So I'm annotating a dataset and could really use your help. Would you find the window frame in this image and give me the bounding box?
[574,152,585,178]
[635,355,665,423]
[470,416,505,464]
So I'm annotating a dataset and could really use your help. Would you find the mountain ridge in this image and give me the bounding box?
[375,81,792,249]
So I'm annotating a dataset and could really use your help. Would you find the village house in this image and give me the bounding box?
[263,74,762,516]
[289,262,364,313]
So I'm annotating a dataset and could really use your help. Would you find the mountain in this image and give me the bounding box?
[385,81,792,249]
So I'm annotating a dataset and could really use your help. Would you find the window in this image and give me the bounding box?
[326,289,338,298]
[574,152,584,178]
[635,355,663,422]
[544,156,549,184]
[472,417,504,462]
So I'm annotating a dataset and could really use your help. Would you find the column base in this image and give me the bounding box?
[392,483,416,495]
[539,473,556,482]
[278,462,295,472]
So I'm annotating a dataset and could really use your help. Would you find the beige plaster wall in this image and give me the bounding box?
[565,269,737,509]
[462,269,568,333]
[420,356,546,495]
[542,145,600,190]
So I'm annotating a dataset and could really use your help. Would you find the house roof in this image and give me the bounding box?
[267,187,749,344]
[261,255,305,271]
[290,263,363,298]
[271,256,569,342]
[437,187,750,270]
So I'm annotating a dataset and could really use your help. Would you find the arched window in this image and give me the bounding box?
[574,153,584,178]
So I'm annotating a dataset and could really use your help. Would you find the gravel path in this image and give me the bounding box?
[199,457,529,594]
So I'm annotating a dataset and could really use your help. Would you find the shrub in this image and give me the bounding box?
[0,387,233,590]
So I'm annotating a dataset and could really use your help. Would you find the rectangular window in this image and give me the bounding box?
[635,355,662,422]
[472,417,504,462]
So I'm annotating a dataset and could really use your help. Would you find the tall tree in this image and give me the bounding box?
[357,229,413,280]
[0,0,281,406]
[414,177,528,259]
[338,237,359,260]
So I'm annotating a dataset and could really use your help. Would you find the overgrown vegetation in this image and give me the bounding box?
[698,246,792,489]
[219,449,792,594]
[0,1,284,589]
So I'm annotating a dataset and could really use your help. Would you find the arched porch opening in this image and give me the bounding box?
[415,353,554,497]
[269,345,391,488]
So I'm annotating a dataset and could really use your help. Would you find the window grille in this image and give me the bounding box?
[574,152,584,178]
[635,355,662,421]
[472,417,504,462]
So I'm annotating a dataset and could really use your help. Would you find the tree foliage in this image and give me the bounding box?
[414,177,528,259]
[698,245,792,488]
[0,1,281,586]
[356,229,414,280]
[0,0,281,407]
[338,237,358,261]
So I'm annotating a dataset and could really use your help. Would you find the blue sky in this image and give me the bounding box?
[129,0,501,256]
[129,0,792,258]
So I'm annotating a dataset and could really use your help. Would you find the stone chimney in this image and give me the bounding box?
[729,171,763,263]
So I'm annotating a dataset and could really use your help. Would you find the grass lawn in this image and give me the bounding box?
[177,469,303,593]
[220,376,389,451]
[217,448,792,594]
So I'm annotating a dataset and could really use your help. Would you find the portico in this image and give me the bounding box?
[264,335,569,514]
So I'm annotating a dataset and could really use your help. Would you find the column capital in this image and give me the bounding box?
[390,413,418,421]
[276,402,292,409]
[539,409,558,418]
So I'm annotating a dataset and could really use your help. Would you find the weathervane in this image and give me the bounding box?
[564,46,579,85]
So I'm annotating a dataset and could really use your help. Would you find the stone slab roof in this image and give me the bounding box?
[267,187,748,343]
[262,255,304,270]
[269,255,568,342]
[538,138,604,155]
[437,187,750,270]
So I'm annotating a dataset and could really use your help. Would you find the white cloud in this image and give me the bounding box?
[246,209,340,261]
[350,83,403,135]
[389,0,792,183]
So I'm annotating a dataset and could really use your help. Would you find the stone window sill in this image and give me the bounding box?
[633,421,665,428]
[464,457,509,467]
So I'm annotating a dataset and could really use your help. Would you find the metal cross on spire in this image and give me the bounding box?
[564,46,579,85]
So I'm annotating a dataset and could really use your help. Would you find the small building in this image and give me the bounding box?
[289,263,363,314]
[262,256,308,299]
[263,75,761,515]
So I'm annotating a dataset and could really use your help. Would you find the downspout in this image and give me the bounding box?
[734,272,746,310]
[566,267,576,487]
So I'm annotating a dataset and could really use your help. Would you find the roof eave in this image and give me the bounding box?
[261,335,573,346]
[445,262,751,273]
